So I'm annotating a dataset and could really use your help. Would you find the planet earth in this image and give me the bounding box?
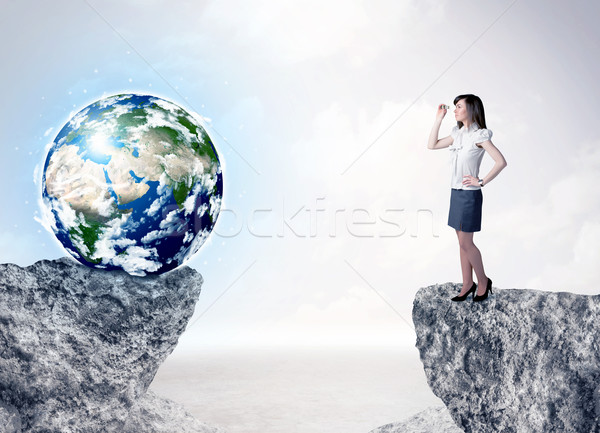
[41,93,223,276]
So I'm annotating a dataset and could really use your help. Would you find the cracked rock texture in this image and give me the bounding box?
[368,406,462,433]
[413,282,600,433]
[0,258,222,433]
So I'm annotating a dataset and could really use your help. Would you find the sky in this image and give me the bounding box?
[2,0,600,349]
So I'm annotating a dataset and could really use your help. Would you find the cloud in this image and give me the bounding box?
[141,208,188,244]
[214,283,414,346]
[487,140,600,293]
[173,227,212,264]
[284,98,451,210]
[183,183,202,216]
[145,194,166,218]
[533,221,600,292]
[110,245,162,276]
[201,0,444,64]
[68,107,90,130]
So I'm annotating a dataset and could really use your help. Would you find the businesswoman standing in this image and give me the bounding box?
[427,94,507,302]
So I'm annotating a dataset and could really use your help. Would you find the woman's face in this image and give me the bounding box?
[454,99,471,124]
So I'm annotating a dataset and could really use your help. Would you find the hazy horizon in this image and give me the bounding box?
[150,344,442,433]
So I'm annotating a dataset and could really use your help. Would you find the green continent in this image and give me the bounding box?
[153,126,182,149]
[194,129,218,159]
[115,108,148,129]
[177,115,199,137]
[172,179,194,209]
[69,219,103,264]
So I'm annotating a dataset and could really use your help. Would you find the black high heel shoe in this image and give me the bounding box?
[473,277,492,302]
[451,282,477,302]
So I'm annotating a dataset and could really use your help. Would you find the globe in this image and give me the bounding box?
[42,94,223,276]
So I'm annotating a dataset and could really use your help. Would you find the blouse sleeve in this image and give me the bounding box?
[474,128,493,144]
[450,126,459,140]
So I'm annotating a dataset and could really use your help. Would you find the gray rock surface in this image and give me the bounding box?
[124,390,224,433]
[0,258,220,433]
[413,282,600,433]
[0,401,21,433]
[368,406,462,433]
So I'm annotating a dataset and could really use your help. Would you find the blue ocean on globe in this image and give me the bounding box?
[41,94,223,276]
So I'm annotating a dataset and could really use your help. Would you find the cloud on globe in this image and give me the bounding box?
[40,94,223,276]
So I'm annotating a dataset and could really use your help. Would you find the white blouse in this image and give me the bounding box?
[448,123,492,190]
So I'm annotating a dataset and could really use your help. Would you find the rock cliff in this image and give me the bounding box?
[0,258,222,433]
[412,282,600,433]
[368,406,462,433]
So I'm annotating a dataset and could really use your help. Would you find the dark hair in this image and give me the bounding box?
[453,94,487,129]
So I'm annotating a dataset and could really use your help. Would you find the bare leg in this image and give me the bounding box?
[456,229,473,295]
[457,230,488,296]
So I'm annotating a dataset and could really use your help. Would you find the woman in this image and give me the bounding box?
[427,94,507,302]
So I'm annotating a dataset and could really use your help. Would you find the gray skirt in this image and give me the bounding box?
[448,188,483,232]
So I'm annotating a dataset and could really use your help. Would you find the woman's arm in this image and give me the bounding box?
[428,105,453,150]
[474,140,507,186]
[428,133,453,150]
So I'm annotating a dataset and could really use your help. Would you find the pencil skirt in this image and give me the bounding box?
[448,188,483,232]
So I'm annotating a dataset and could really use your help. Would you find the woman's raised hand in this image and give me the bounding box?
[436,103,448,121]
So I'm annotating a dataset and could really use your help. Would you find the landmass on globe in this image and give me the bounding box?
[41,93,223,276]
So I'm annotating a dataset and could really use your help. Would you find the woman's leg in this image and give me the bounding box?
[457,230,488,295]
[456,229,474,295]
